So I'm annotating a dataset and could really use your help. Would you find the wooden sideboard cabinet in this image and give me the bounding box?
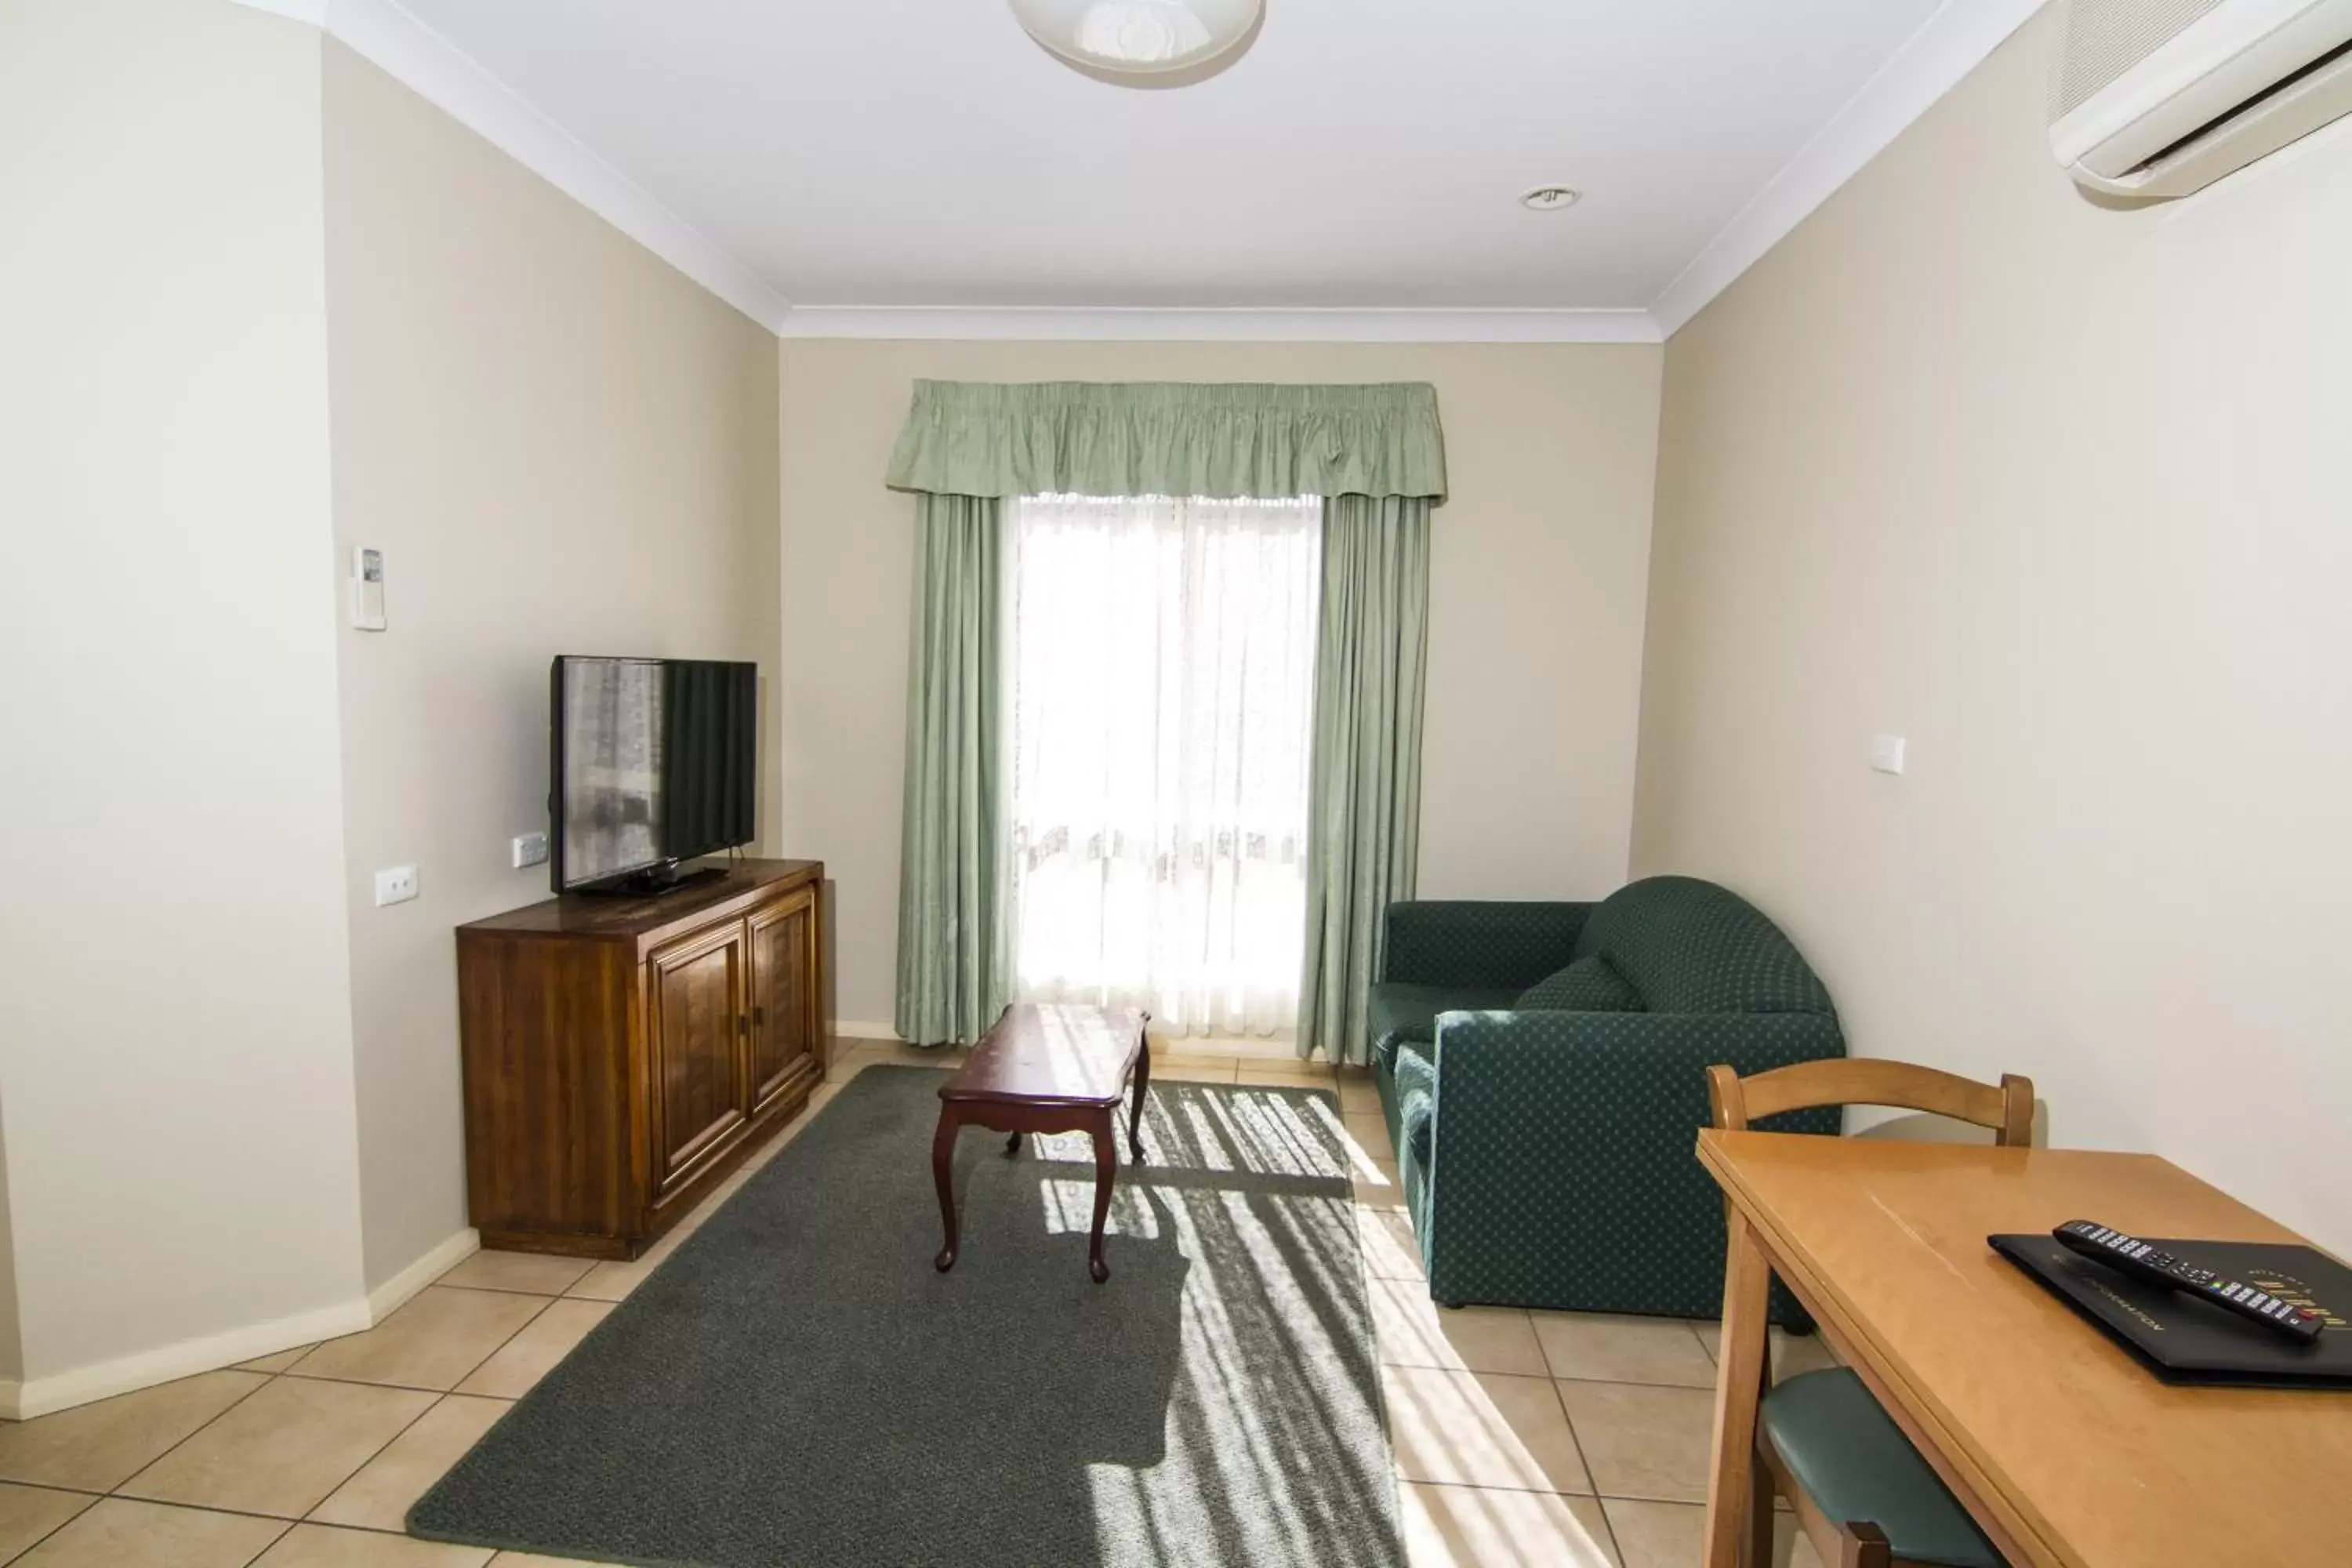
[456,858,827,1258]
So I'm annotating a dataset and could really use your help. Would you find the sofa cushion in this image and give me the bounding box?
[1573,875,1835,1016]
[1518,954,1643,1013]
[1393,1043,1438,1193]
[1369,983,1521,1071]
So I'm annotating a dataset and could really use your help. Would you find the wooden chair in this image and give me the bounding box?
[1704,1059,2034,1568]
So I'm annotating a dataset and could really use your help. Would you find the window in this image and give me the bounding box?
[1009,493,1322,1037]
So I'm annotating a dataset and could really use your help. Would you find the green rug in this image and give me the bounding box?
[411,1065,1404,1567]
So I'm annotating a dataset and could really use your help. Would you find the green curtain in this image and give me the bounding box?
[1298,495,1432,1065]
[886,379,1443,1057]
[887,380,1446,503]
[894,493,1011,1046]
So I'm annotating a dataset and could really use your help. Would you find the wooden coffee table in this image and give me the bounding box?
[931,1003,1149,1283]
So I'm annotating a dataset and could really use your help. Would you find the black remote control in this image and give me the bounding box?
[2053,1221,2325,1344]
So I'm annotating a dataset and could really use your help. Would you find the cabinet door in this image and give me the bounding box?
[746,886,822,1118]
[646,923,749,1196]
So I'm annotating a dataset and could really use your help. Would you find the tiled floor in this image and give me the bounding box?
[0,1040,1827,1567]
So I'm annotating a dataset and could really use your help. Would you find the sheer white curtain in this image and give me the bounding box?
[1008,493,1322,1037]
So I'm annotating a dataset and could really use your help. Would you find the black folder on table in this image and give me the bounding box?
[1989,1234,2352,1388]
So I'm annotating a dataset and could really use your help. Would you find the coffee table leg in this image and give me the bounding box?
[1127,1045,1149,1161]
[1004,1131,1022,1158]
[932,1108,961,1272]
[1087,1108,1116,1284]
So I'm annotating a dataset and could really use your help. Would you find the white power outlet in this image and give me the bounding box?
[373,865,419,906]
[1869,734,1908,775]
[511,831,548,869]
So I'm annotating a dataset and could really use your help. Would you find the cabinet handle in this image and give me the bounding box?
[753,1006,766,1027]
[737,1014,750,1036]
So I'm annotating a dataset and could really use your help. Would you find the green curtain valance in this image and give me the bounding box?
[884,379,1447,503]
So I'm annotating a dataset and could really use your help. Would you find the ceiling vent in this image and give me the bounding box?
[2049,0,2352,198]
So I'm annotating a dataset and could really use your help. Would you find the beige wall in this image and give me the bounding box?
[0,0,369,1396]
[322,43,782,1290]
[779,339,1664,1032]
[1635,11,2352,1250]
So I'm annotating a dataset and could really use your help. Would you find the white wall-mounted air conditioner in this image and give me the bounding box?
[2049,0,2352,198]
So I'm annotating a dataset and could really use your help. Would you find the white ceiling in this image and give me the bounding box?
[307,0,2048,335]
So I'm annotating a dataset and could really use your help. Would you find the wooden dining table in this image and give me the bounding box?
[1697,1130,2352,1568]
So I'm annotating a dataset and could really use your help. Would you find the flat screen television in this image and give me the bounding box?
[549,655,757,895]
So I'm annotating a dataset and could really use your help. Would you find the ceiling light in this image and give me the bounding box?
[1011,0,1263,78]
[1520,186,1581,212]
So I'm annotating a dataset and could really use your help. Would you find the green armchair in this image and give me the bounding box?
[1371,876,1843,1323]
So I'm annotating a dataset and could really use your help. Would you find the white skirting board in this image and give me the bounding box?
[0,1228,480,1421]
[365,1227,482,1321]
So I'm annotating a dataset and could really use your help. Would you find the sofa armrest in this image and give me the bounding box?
[1419,1009,1842,1316]
[1380,902,1592,989]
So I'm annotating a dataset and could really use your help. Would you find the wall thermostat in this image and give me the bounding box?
[350,546,387,632]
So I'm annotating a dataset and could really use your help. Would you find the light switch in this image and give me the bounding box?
[1870,734,1907,775]
[373,865,419,906]
[511,831,548,869]
[350,546,387,631]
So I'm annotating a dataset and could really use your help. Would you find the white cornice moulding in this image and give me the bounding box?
[1649,0,2051,337]
[234,0,328,21]
[779,307,1665,344]
[228,0,791,332]
[232,0,2044,347]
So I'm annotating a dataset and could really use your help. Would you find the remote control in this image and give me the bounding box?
[2053,1221,2325,1345]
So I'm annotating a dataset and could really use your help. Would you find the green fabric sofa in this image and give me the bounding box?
[1371,875,1843,1324]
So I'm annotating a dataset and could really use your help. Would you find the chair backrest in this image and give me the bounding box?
[1705,1058,2035,1147]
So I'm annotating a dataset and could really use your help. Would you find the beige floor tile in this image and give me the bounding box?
[1531,1314,1718,1388]
[434,1253,593,1298]
[1341,1112,1393,1160]
[564,1228,688,1303]
[1357,1204,1426,1282]
[0,1370,267,1492]
[1601,1497,1822,1568]
[15,1498,287,1567]
[1370,1278,1548,1377]
[307,1394,508,1532]
[1400,1483,1618,1568]
[252,1525,492,1566]
[1232,1062,1334,1087]
[289,1289,546,1393]
[1692,1323,1840,1383]
[1146,1048,1234,1067]
[1384,1367,1591,1494]
[1555,1380,1715,1504]
[1144,1060,1236,1083]
[1772,1328,1838,1381]
[1338,1077,1384,1114]
[236,1348,315,1375]
[120,1376,436,1519]
[0,1483,94,1563]
[1352,1156,1407,1207]
[454,1300,613,1399]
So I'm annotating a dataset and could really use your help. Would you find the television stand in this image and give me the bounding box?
[456,858,829,1258]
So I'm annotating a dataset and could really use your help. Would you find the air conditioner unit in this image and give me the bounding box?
[2049,0,2352,198]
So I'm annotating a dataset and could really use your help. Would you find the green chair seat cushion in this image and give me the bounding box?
[1761,1370,2001,1568]
[1517,954,1643,1012]
[1367,983,1520,1071]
